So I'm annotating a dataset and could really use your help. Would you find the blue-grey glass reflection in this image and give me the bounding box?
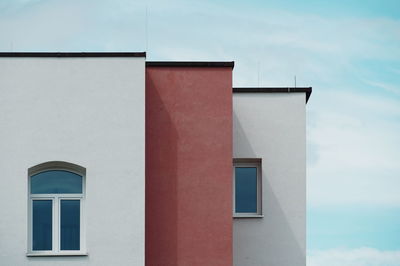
[61,200,80,250]
[31,170,82,194]
[32,200,52,250]
[235,167,258,213]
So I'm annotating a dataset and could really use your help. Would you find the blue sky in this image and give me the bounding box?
[1,0,399,265]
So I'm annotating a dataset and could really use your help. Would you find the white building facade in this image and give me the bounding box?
[0,53,146,266]
[233,89,309,266]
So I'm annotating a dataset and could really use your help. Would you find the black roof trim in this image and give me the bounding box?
[146,61,234,68]
[0,52,146,57]
[233,87,312,103]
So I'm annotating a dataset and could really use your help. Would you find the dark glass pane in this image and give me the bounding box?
[61,200,80,250]
[235,167,258,213]
[31,170,82,194]
[32,200,52,250]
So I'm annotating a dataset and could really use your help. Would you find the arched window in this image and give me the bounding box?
[28,161,86,256]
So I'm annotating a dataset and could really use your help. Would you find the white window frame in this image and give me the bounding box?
[233,158,263,218]
[27,161,87,256]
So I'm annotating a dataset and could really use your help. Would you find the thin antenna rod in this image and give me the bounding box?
[294,75,297,88]
[145,6,148,51]
[257,61,260,87]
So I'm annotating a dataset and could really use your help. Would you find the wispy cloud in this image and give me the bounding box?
[307,90,400,207]
[364,80,400,96]
[0,0,45,14]
[1,0,399,86]
[308,248,400,266]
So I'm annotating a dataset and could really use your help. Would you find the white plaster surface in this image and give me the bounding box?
[0,57,145,265]
[233,93,306,266]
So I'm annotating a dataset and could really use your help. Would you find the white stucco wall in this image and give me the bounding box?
[233,93,306,266]
[0,56,145,266]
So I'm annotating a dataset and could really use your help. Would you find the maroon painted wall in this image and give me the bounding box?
[146,66,233,266]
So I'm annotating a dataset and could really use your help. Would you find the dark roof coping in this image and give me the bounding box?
[233,87,312,103]
[0,52,146,57]
[146,61,234,68]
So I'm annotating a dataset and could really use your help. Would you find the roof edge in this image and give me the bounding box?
[146,61,234,68]
[233,87,312,103]
[0,52,146,57]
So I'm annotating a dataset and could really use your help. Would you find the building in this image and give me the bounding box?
[0,52,311,266]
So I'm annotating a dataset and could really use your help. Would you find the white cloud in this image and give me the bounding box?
[308,248,400,266]
[0,0,147,52]
[307,90,400,207]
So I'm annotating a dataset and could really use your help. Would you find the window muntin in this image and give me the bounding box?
[233,159,262,217]
[28,162,86,255]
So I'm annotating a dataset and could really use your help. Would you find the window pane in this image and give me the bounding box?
[61,200,80,250]
[235,167,258,213]
[32,200,52,250]
[31,170,82,194]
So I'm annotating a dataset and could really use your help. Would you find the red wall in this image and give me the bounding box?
[146,66,233,266]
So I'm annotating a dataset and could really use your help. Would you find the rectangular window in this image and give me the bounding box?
[233,159,262,217]
[60,200,80,250]
[32,200,52,251]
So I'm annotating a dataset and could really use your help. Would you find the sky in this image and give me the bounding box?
[1,0,399,265]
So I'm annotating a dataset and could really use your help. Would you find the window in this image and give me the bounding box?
[28,162,86,256]
[233,159,262,217]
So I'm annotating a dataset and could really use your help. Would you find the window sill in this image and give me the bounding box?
[233,214,264,218]
[27,251,88,257]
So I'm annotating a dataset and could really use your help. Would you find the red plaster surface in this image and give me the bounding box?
[146,66,233,266]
